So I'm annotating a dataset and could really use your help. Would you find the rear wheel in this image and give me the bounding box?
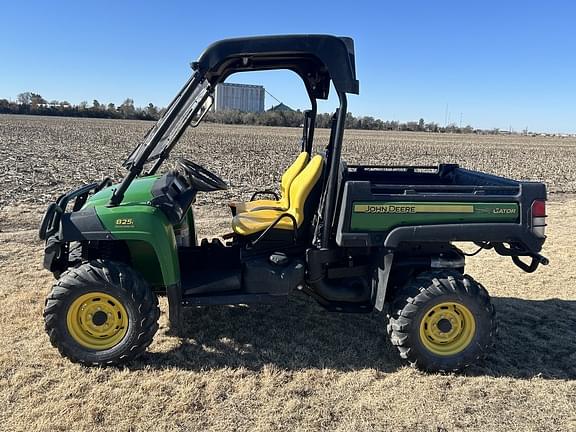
[44,260,160,366]
[387,271,496,372]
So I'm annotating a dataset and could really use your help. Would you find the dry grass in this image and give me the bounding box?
[0,115,575,431]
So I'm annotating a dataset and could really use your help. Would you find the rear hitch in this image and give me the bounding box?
[512,254,549,273]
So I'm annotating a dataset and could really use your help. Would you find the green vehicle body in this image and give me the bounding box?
[38,34,550,371]
[80,181,526,291]
[77,175,524,292]
[84,176,182,288]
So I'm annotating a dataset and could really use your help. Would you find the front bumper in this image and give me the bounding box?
[39,179,111,272]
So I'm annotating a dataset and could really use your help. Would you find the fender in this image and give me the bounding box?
[94,205,180,287]
[58,205,180,287]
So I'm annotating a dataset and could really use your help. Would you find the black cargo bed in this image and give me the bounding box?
[336,164,547,255]
[346,164,520,196]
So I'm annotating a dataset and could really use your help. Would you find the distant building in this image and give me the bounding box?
[268,103,294,112]
[213,83,265,112]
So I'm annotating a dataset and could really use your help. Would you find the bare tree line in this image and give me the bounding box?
[2,91,483,133]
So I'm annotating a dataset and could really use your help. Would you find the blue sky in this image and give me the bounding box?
[1,1,574,132]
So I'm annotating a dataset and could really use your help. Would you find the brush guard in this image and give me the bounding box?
[39,178,111,241]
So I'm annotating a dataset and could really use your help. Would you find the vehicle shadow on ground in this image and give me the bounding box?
[139,295,576,379]
[468,297,576,379]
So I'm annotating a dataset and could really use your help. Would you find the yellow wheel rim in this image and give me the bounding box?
[419,301,476,356]
[66,292,129,350]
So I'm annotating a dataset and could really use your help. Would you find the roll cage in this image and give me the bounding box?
[111,34,359,247]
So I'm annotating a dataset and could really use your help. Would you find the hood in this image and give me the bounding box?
[84,175,160,208]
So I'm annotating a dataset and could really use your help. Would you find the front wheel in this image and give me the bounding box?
[387,271,496,372]
[44,260,160,366]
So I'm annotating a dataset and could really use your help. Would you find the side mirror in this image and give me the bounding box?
[191,95,213,127]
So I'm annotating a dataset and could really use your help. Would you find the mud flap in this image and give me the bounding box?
[375,253,394,311]
[166,283,183,336]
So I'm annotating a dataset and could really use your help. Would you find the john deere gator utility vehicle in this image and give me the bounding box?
[40,35,548,371]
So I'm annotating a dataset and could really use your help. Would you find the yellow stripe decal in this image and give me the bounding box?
[353,204,474,214]
[414,204,474,213]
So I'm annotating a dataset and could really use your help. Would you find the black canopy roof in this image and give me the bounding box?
[193,34,359,99]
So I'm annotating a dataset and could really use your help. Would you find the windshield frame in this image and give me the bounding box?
[123,73,212,168]
[109,35,358,208]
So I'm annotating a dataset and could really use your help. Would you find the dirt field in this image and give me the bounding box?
[0,115,575,431]
[2,115,576,208]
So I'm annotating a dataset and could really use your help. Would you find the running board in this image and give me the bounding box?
[182,293,287,307]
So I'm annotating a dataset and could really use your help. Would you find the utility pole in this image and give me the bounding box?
[444,103,448,127]
[459,112,463,129]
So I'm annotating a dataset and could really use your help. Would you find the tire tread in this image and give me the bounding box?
[387,270,497,372]
[43,259,159,366]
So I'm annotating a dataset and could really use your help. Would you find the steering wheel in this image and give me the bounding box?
[177,158,228,192]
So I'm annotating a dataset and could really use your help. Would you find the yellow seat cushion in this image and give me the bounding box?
[232,155,324,236]
[230,151,309,214]
[231,209,293,236]
[232,199,284,214]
